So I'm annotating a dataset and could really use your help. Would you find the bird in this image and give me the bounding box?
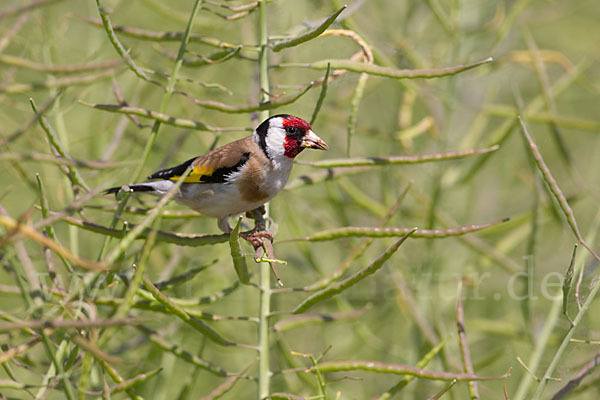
[106,114,327,242]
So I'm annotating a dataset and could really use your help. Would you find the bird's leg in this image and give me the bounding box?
[245,205,266,231]
[217,216,232,234]
[240,206,272,248]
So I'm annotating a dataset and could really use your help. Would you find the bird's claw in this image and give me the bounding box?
[240,230,273,249]
[239,206,271,248]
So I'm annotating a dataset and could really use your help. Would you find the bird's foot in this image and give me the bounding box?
[240,230,272,249]
[239,206,271,248]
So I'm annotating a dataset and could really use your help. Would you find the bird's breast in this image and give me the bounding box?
[238,157,292,203]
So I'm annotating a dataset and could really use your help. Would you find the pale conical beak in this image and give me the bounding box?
[300,130,328,150]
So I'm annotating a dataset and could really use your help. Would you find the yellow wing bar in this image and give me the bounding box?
[168,166,214,183]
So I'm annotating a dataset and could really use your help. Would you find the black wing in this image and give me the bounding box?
[147,153,250,184]
[147,157,196,180]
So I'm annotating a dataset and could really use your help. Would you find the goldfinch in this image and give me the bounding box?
[106,114,327,234]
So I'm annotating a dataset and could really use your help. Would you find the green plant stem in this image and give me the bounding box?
[61,215,229,246]
[101,361,143,400]
[272,5,346,52]
[257,1,271,398]
[286,360,507,381]
[40,332,76,400]
[36,174,73,272]
[299,145,499,168]
[83,17,249,49]
[0,54,121,73]
[258,260,271,398]
[310,63,330,125]
[532,278,600,398]
[518,117,599,261]
[229,217,250,284]
[513,298,562,400]
[347,72,367,157]
[80,102,240,131]
[110,368,162,394]
[114,219,159,319]
[286,219,506,242]
[278,57,492,79]
[378,336,451,399]
[96,0,150,81]
[515,214,600,399]
[293,229,415,313]
[29,98,90,191]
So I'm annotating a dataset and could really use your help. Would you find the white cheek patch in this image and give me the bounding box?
[269,117,284,129]
[265,126,286,159]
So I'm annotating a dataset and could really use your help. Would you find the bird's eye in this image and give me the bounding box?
[285,126,298,135]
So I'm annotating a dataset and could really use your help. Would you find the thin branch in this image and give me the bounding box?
[0,318,138,332]
[281,360,509,381]
[518,117,600,262]
[457,281,479,399]
[0,54,122,73]
[80,101,247,131]
[82,17,250,49]
[293,229,415,313]
[0,215,108,271]
[284,219,508,242]
[296,145,499,168]
[271,5,347,51]
[551,352,600,399]
[95,0,150,81]
[278,57,493,79]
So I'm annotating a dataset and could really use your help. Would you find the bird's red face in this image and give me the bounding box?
[280,115,328,158]
[255,114,328,160]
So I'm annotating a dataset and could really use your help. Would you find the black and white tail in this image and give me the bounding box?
[105,181,175,196]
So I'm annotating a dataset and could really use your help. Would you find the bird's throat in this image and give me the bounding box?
[283,136,304,158]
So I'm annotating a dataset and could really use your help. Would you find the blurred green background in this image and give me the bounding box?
[1,0,600,398]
